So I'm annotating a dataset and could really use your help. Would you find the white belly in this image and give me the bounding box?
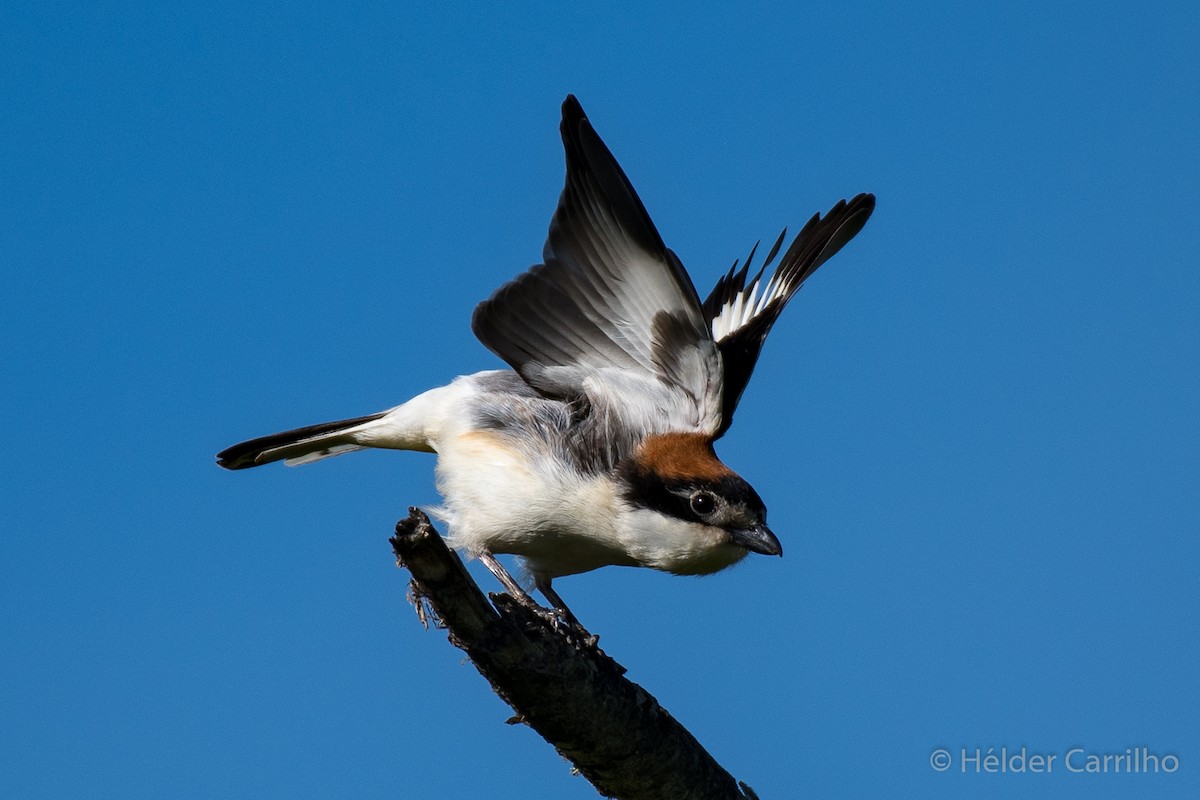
[433,427,637,578]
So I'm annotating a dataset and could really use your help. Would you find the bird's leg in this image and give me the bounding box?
[535,577,580,628]
[479,553,588,637]
[478,551,531,599]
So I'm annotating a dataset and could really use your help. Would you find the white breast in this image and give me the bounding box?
[432,423,637,577]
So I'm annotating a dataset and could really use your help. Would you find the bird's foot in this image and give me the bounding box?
[477,553,596,644]
[537,581,598,646]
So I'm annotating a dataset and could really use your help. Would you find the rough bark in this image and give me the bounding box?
[390,507,760,800]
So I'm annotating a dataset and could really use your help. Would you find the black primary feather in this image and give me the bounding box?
[703,192,875,437]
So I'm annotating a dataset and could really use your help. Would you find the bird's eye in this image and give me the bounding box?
[689,490,718,516]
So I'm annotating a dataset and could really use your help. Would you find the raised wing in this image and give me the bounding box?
[703,193,875,437]
[472,95,722,437]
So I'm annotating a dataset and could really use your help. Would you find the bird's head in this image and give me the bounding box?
[616,432,782,574]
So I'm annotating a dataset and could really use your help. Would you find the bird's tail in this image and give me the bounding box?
[216,411,390,470]
[218,384,451,470]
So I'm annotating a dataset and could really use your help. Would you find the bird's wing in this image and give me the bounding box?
[473,95,723,437]
[703,193,875,437]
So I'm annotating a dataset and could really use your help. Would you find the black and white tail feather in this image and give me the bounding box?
[216,411,389,469]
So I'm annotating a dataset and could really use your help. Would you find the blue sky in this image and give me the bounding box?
[2,2,1197,798]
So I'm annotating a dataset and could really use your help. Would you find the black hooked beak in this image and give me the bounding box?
[729,523,782,557]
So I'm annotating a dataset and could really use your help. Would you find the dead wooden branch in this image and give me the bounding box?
[390,507,760,800]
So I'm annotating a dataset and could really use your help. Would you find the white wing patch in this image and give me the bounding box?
[709,271,791,343]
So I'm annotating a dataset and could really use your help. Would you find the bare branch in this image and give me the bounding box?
[390,507,760,800]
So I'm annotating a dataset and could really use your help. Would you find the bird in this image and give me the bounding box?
[218,95,874,622]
